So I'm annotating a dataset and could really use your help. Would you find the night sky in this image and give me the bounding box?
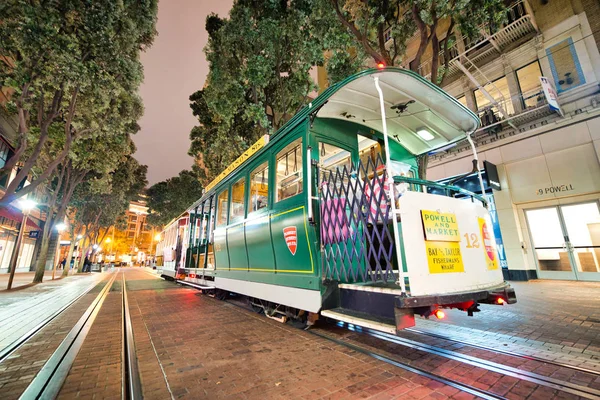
[134,0,233,185]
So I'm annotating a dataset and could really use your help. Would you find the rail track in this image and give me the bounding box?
[11,270,142,400]
[405,326,600,377]
[213,293,600,400]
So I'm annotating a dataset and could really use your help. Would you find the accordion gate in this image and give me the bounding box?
[318,155,398,284]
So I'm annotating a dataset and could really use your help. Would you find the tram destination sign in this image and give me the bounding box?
[204,135,270,193]
[421,210,460,242]
[425,241,465,273]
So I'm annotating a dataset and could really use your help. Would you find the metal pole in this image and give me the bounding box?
[373,76,407,295]
[7,213,28,290]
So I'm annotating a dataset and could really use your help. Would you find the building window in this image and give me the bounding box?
[546,38,586,93]
[250,161,269,212]
[130,215,137,222]
[474,76,514,117]
[516,61,544,109]
[128,223,136,231]
[216,189,229,226]
[229,178,246,224]
[456,95,468,108]
[128,232,135,238]
[276,138,303,202]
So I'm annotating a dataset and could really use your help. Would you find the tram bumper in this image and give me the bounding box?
[393,283,517,330]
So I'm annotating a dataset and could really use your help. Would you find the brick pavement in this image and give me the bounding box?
[58,282,124,399]
[130,286,474,400]
[411,280,600,370]
[0,275,110,400]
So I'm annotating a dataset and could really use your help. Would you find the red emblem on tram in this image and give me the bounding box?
[481,221,495,261]
[283,226,297,255]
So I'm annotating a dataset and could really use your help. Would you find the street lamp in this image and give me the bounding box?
[7,198,36,290]
[52,222,67,280]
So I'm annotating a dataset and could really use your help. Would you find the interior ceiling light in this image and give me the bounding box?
[416,127,434,141]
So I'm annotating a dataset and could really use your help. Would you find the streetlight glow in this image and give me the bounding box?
[93,244,99,249]
[19,198,36,212]
[154,234,161,241]
[55,223,66,232]
[105,237,111,243]
[77,235,83,239]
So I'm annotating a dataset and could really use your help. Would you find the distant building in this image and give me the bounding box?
[124,198,154,262]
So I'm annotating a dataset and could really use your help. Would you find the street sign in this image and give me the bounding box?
[483,161,501,191]
[540,76,563,116]
[29,230,40,238]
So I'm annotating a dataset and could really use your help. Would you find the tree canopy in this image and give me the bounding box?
[146,170,203,227]
[0,0,157,205]
[330,0,507,85]
[189,0,360,185]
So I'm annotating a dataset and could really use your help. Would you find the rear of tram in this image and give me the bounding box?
[312,68,516,332]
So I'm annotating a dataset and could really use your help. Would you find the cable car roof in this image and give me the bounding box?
[306,67,480,155]
[186,68,480,212]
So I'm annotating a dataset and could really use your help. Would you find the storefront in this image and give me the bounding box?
[0,206,41,273]
[428,116,600,281]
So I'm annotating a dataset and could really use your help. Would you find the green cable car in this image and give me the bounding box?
[159,67,516,333]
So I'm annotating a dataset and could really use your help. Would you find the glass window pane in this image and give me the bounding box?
[546,38,585,93]
[250,161,269,212]
[456,96,467,108]
[474,76,514,116]
[526,208,571,272]
[276,138,303,202]
[229,178,246,223]
[516,62,543,109]
[320,143,351,174]
[561,203,600,273]
[217,189,229,226]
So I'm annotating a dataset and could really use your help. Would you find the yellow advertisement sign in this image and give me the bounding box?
[421,210,460,242]
[205,135,269,192]
[478,217,499,270]
[426,241,464,274]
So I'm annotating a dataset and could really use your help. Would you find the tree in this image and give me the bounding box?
[0,0,157,206]
[68,155,147,273]
[328,0,506,179]
[329,0,506,85]
[189,0,360,184]
[146,170,204,227]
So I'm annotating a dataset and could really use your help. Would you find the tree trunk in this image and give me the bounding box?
[62,238,76,277]
[33,215,54,283]
[78,237,90,272]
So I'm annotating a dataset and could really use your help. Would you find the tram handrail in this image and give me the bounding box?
[392,176,488,206]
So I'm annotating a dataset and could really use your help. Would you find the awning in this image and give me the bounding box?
[0,205,41,229]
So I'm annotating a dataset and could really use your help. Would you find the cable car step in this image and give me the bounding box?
[176,280,216,290]
[338,283,406,295]
[321,308,397,335]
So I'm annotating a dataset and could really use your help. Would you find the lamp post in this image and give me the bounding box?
[52,222,67,280]
[7,198,36,290]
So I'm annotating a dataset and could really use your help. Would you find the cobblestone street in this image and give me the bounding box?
[0,269,599,399]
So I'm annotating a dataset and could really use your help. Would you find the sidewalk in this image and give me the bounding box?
[0,272,106,356]
[0,271,61,291]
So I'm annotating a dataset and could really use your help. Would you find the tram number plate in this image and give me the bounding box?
[425,241,464,274]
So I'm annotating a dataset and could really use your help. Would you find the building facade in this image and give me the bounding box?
[414,0,600,282]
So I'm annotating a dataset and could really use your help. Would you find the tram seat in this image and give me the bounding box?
[321,197,350,244]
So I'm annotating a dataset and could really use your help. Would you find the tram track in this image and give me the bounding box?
[341,324,600,399]
[218,295,600,399]
[405,326,600,377]
[17,270,142,400]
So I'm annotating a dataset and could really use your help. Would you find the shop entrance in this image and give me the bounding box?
[525,202,600,281]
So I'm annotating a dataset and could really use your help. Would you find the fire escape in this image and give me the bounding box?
[393,1,545,136]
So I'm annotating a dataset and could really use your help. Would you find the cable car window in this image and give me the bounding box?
[230,178,246,224]
[216,189,229,227]
[276,138,303,201]
[320,143,351,175]
[250,161,269,212]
